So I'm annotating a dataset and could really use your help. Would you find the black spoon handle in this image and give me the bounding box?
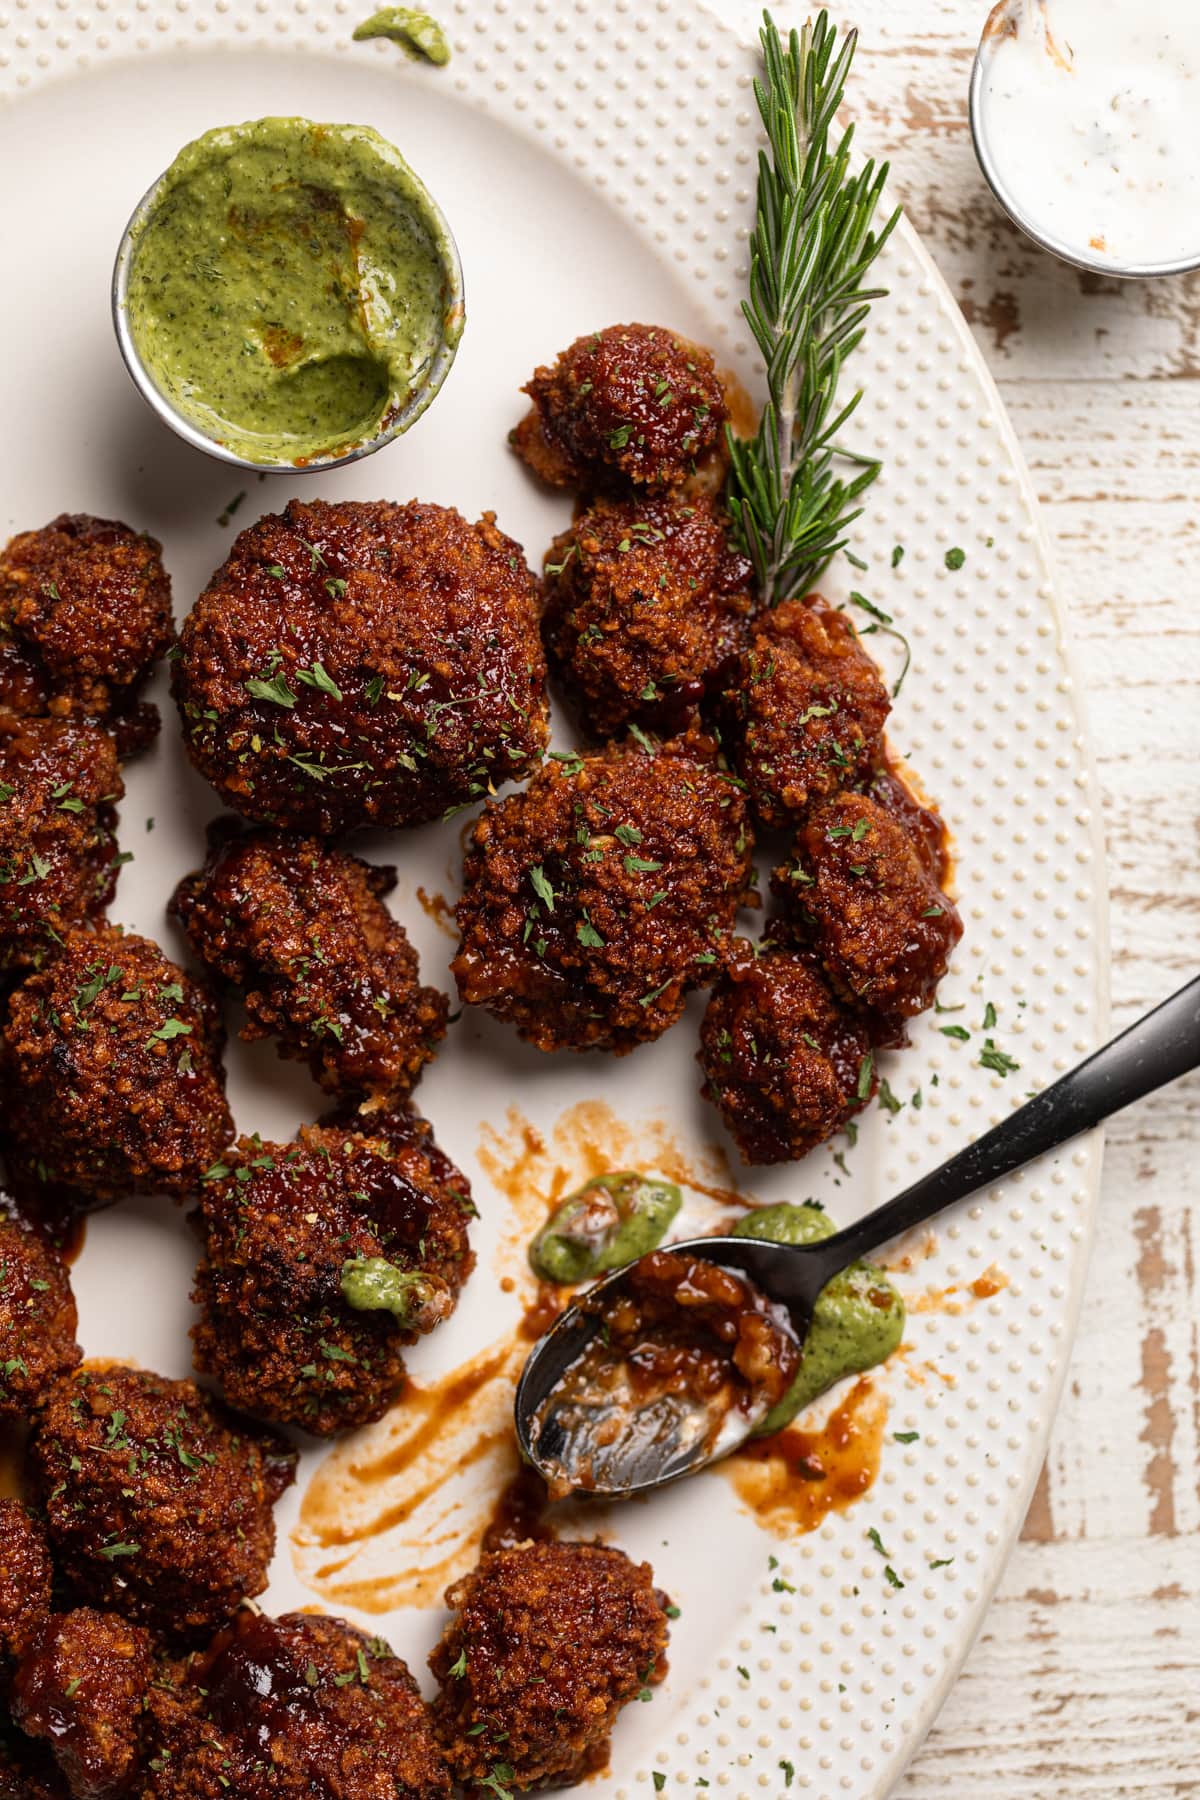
[810,974,1200,1281]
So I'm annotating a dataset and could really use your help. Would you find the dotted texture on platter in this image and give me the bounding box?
[0,5,1107,1799]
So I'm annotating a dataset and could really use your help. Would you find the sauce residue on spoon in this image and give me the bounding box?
[292,1101,905,1612]
[528,1250,800,1499]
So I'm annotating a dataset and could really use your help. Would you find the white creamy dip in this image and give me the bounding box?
[975,0,1200,270]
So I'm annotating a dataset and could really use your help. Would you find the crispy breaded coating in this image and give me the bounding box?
[0,1500,54,1666]
[430,1540,670,1790]
[28,1366,295,1639]
[0,712,124,972]
[0,514,172,754]
[141,1611,450,1800]
[727,595,891,828]
[192,1114,475,1436]
[541,493,753,741]
[0,925,233,1206]
[512,323,728,494]
[0,1206,80,1419]
[13,1607,154,1799]
[173,499,549,834]
[172,823,448,1108]
[773,791,961,1025]
[0,1719,69,1800]
[453,734,753,1053]
[699,939,874,1164]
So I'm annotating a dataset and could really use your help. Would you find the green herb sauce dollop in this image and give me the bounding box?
[529,1173,683,1285]
[730,1203,905,1436]
[352,7,451,63]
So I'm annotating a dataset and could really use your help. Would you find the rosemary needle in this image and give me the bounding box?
[726,8,901,607]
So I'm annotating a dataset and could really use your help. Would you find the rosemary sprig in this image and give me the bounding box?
[726,9,901,607]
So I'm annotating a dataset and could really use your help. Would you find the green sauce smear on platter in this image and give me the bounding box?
[527,1177,903,1439]
[729,1203,905,1436]
[123,118,463,466]
[529,1173,683,1285]
[352,7,451,63]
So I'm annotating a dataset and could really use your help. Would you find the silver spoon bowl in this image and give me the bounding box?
[516,974,1200,1498]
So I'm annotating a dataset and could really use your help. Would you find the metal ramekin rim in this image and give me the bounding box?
[111,129,466,473]
[968,36,1200,283]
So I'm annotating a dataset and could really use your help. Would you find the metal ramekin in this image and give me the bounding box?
[111,153,465,473]
[969,15,1200,282]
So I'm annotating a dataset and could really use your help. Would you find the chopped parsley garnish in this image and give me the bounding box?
[245,671,297,709]
[978,1038,1020,1076]
[877,1077,903,1114]
[52,782,85,813]
[529,865,556,911]
[147,1019,192,1045]
[847,591,912,696]
[545,545,577,577]
[479,1764,515,1800]
[945,546,966,570]
[296,662,344,701]
[217,491,246,526]
[18,852,50,886]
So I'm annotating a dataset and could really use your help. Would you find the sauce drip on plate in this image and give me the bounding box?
[725,1377,889,1537]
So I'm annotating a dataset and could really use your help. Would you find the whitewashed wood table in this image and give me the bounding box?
[713,1,1200,1791]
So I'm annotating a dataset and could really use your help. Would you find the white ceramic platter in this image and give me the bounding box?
[0,3,1107,1796]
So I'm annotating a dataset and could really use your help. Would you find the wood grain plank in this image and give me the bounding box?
[894,1537,1200,1796]
[801,0,1200,1790]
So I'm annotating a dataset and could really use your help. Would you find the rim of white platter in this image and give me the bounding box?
[0,4,1108,1797]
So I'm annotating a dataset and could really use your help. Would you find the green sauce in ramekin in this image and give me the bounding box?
[118,118,464,468]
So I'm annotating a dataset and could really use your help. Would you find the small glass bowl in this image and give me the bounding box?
[969,24,1200,281]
